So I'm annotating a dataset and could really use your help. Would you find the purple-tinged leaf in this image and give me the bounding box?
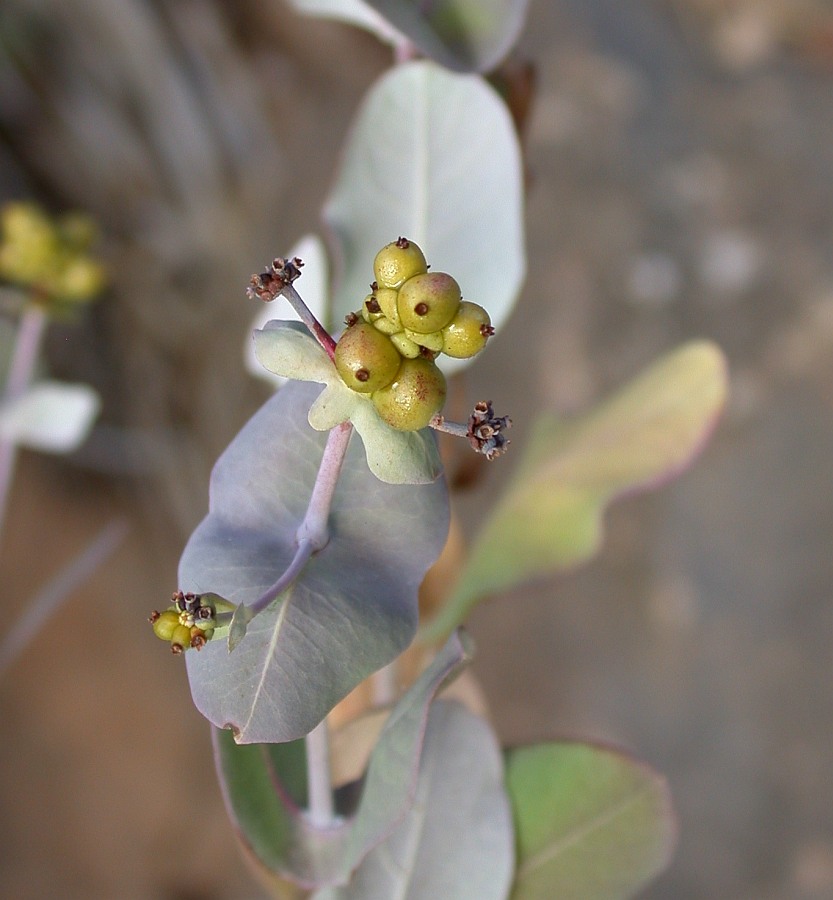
[423,340,728,639]
[213,631,471,887]
[314,700,514,900]
[180,380,449,742]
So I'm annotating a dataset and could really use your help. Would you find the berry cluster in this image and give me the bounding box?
[0,201,105,308]
[334,238,494,431]
[150,591,218,654]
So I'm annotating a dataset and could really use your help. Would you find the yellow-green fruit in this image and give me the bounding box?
[441,301,492,358]
[397,273,461,334]
[371,315,401,335]
[152,609,181,642]
[371,357,447,431]
[373,239,428,290]
[374,287,401,327]
[390,332,421,358]
[171,624,193,651]
[53,256,106,302]
[335,322,401,393]
[404,327,444,353]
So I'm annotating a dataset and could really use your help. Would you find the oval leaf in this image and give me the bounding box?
[180,380,449,742]
[0,380,100,453]
[506,742,677,900]
[323,61,525,374]
[314,700,514,900]
[213,631,471,887]
[423,340,728,639]
[362,0,529,72]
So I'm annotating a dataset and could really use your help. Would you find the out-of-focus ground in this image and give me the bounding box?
[2,1,833,897]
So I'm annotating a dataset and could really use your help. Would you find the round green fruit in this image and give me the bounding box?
[374,287,401,327]
[335,322,401,393]
[441,301,492,358]
[373,238,428,290]
[152,609,181,642]
[371,357,447,431]
[397,272,461,334]
[170,624,194,652]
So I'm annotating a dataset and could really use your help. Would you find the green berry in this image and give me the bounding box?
[390,332,422,358]
[371,357,447,431]
[374,287,401,327]
[397,273,461,334]
[151,609,181,642]
[373,238,428,290]
[441,301,493,358]
[371,315,402,335]
[335,322,401,393]
[171,624,193,653]
[404,327,444,353]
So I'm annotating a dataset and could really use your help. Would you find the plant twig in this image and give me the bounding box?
[305,718,336,828]
[0,304,48,539]
[248,257,337,359]
[242,421,353,620]
[0,517,129,678]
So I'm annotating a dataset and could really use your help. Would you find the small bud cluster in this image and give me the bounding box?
[334,238,494,431]
[468,401,512,460]
[0,202,106,309]
[149,591,217,654]
[247,256,304,302]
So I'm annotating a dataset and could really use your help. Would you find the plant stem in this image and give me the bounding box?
[371,660,399,706]
[0,303,48,539]
[296,421,352,550]
[305,718,336,828]
[281,282,337,360]
[0,517,128,678]
[244,421,353,618]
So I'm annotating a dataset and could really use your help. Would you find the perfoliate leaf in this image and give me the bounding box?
[323,61,524,375]
[506,742,676,900]
[213,632,471,887]
[246,233,330,388]
[254,321,442,485]
[0,380,100,452]
[362,0,529,72]
[313,700,514,900]
[423,340,728,639]
[180,380,449,742]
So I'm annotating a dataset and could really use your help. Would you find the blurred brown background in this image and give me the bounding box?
[3,1,833,897]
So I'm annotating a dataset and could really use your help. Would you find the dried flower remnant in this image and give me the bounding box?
[467,401,512,460]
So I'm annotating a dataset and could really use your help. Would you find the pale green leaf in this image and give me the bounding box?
[289,0,405,47]
[507,743,676,900]
[0,380,100,453]
[323,61,524,375]
[423,341,728,639]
